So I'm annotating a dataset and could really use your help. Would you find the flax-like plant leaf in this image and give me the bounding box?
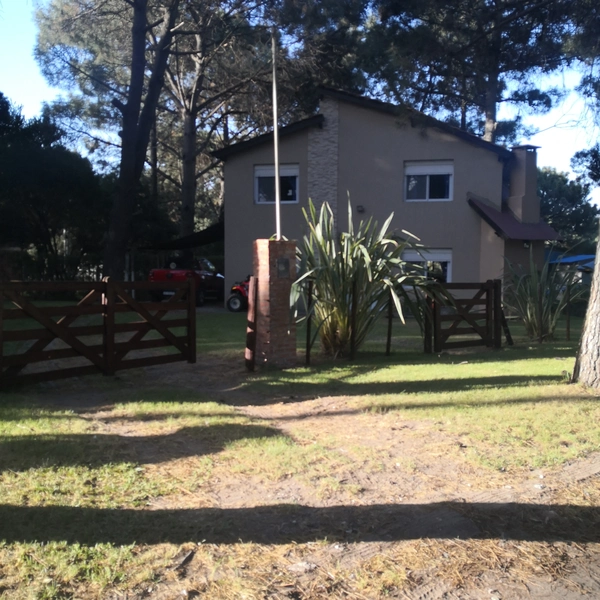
[294,199,451,357]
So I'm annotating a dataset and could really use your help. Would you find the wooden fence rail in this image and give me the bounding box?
[0,279,196,387]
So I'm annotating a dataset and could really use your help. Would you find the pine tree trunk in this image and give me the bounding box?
[572,234,600,386]
[483,74,498,143]
[483,25,501,144]
[103,0,180,279]
[180,109,197,239]
[103,0,148,280]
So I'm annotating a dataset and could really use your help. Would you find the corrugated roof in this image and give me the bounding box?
[468,198,559,241]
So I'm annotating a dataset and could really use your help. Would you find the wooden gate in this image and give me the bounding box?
[425,279,502,353]
[0,279,196,387]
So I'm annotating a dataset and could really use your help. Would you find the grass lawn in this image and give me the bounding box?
[0,311,599,598]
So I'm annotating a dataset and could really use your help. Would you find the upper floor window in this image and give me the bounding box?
[254,164,299,204]
[405,162,453,202]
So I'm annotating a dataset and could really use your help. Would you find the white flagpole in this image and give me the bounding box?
[272,26,281,241]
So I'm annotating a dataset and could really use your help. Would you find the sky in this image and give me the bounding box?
[1,1,599,202]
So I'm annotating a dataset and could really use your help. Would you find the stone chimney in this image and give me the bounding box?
[507,145,540,224]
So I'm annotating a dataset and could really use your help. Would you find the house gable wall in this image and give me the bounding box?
[333,101,506,282]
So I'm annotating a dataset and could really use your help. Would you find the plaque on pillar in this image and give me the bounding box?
[277,258,290,278]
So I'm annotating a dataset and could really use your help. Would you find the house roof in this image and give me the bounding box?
[468,197,560,241]
[212,114,324,160]
[211,88,514,162]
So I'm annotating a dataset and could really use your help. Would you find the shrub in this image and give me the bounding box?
[503,248,588,341]
[294,200,446,357]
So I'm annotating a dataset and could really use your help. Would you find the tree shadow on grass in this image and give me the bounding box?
[0,423,284,472]
[229,374,565,406]
[0,501,597,546]
[347,343,578,366]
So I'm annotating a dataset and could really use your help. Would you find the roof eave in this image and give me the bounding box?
[212,114,324,161]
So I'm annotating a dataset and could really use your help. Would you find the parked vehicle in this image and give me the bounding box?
[227,276,250,312]
[148,257,224,306]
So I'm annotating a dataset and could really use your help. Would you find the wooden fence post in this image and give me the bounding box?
[350,278,357,360]
[306,280,313,366]
[0,288,4,381]
[187,276,197,364]
[433,297,442,353]
[493,279,502,349]
[386,288,393,356]
[102,278,115,376]
[424,295,433,354]
[485,280,494,347]
[538,280,543,344]
[245,276,257,372]
[566,284,571,342]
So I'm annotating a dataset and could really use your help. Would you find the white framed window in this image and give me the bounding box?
[405,162,453,202]
[402,249,453,283]
[254,164,299,204]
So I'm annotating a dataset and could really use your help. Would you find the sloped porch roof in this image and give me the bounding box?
[468,197,559,241]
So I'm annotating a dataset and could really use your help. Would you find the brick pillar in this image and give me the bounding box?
[253,239,297,368]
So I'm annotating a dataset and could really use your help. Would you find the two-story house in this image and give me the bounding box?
[213,88,558,290]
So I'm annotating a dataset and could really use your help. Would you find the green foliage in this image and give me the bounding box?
[363,0,569,142]
[503,248,587,342]
[0,92,103,280]
[295,200,445,357]
[538,167,599,252]
[0,93,176,281]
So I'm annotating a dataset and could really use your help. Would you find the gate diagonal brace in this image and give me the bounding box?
[440,286,490,343]
[4,291,105,371]
[111,283,189,358]
[113,287,187,363]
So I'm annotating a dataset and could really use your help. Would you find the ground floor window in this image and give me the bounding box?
[402,249,452,283]
[254,164,299,204]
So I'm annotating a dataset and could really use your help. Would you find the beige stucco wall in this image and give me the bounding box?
[479,221,505,281]
[224,131,309,290]
[504,240,545,272]
[333,102,505,282]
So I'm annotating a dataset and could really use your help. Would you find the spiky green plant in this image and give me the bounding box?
[503,248,588,342]
[294,200,447,357]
